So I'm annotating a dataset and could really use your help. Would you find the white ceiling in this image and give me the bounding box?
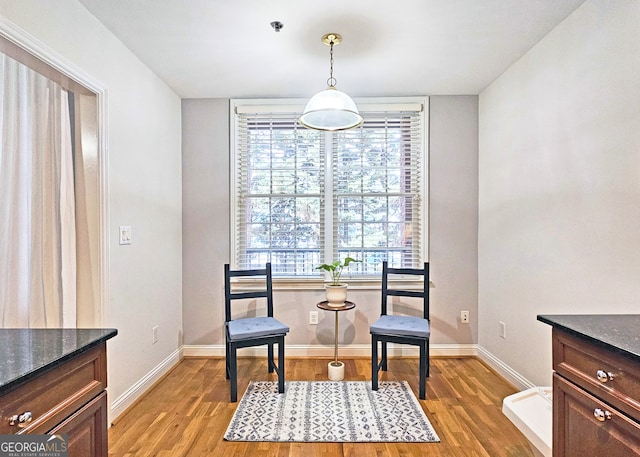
[78,0,586,99]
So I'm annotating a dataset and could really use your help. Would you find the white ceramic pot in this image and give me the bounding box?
[328,361,345,381]
[325,284,347,306]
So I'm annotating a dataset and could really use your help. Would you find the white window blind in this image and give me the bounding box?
[231,98,428,278]
[332,110,424,274]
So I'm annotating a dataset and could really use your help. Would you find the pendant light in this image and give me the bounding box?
[299,33,363,131]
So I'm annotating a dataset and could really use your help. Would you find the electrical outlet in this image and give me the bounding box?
[499,321,507,339]
[152,325,159,344]
[309,311,319,325]
[461,310,469,324]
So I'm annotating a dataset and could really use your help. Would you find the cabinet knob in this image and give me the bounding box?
[8,411,32,427]
[596,370,614,383]
[593,408,612,422]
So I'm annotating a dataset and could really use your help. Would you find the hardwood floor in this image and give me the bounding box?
[108,357,534,457]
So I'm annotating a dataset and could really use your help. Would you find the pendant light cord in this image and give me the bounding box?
[327,39,337,88]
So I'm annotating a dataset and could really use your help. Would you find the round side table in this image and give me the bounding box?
[316,300,356,381]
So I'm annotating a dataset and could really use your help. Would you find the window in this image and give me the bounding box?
[231,98,428,278]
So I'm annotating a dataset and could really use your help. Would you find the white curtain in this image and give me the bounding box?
[0,53,76,328]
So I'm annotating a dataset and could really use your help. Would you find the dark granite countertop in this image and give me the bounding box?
[537,314,640,362]
[0,328,117,395]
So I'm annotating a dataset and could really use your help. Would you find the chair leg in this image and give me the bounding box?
[229,344,238,402]
[381,340,388,371]
[372,336,379,391]
[277,337,285,394]
[225,339,230,380]
[426,340,430,378]
[268,343,273,372]
[267,343,275,373]
[418,340,427,400]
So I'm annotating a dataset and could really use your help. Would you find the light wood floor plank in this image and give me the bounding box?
[109,357,534,457]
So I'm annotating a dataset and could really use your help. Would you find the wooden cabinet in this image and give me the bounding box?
[551,328,640,456]
[0,341,109,457]
[49,391,107,457]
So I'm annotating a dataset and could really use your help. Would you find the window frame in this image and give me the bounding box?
[230,97,429,285]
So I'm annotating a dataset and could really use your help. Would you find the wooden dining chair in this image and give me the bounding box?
[370,261,430,399]
[224,263,289,402]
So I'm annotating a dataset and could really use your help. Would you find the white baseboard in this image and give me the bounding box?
[431,343,478,357]
[475,345,535,391]
[110,343,531,423]
[109,348,182,424]
[181,343,533,390]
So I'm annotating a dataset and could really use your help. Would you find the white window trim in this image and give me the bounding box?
[229,96,429,283]
[0,17,109,326]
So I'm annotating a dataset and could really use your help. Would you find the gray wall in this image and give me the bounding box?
[430,96,479,345]
[181,96,479,351]
[182,98,230,345]
[478,0,640,387]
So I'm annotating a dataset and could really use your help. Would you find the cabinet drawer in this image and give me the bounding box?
[554,374,640,456]
[48,391,108,457]
[0,343,107,435]
[553,329,640,421]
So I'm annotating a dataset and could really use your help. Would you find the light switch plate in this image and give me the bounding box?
[119,226,132,245]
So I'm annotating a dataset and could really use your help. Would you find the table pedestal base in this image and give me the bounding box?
[328,361,345,381]
[316,301,355,382]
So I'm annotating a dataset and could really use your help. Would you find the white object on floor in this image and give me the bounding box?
[502,386,552,457]
[328,361,345,380]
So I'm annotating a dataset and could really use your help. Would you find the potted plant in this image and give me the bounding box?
[316,257,361,306]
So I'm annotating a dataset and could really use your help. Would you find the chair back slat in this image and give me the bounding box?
[229,290,269,301]
[224,263,274,323]
[385,266,424,276]
[386,289,425,299]
[381,261,429,320]
[227,267,268,278]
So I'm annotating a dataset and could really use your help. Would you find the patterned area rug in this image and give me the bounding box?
[224,380,440,442]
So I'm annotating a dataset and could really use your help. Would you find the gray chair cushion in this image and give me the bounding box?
[370,315,430,339]
[227,317,290,341]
